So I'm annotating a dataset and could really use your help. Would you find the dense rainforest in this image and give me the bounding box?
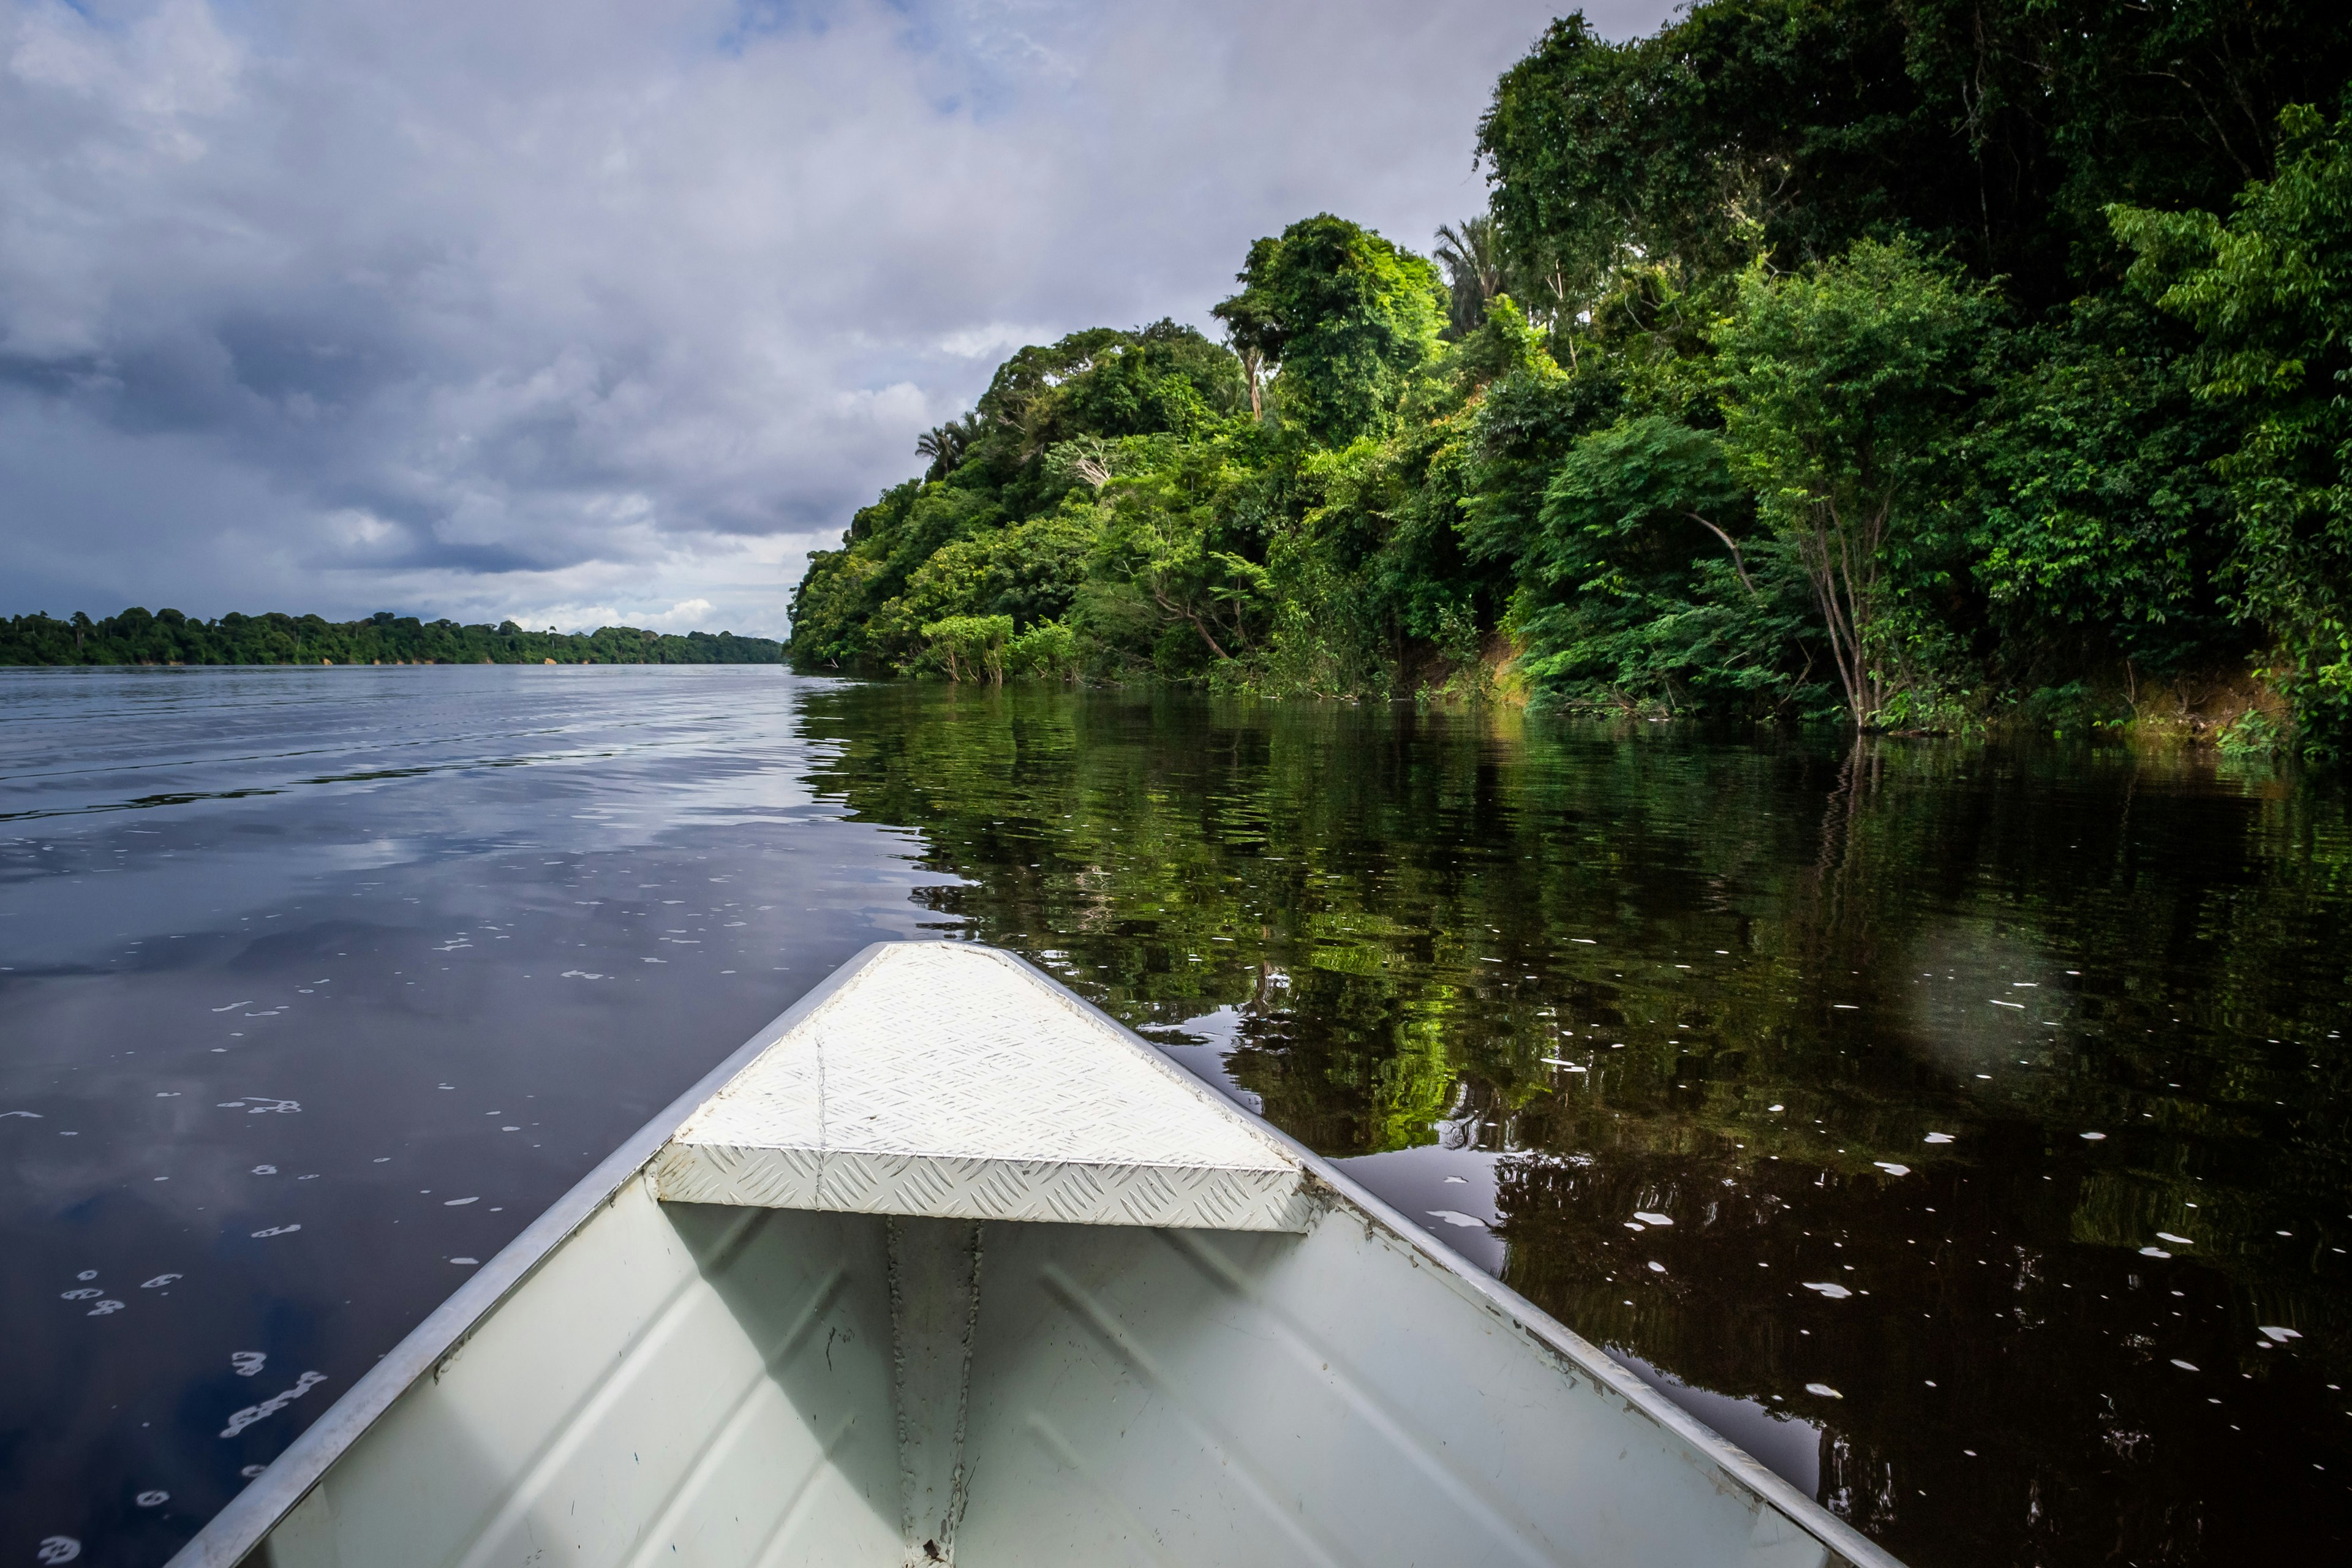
[788,0,2352,756]
[0,608,782,666]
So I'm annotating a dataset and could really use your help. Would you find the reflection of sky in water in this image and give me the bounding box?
[0,667,941,1567]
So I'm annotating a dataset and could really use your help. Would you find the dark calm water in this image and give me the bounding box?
[4,669,2348,1568]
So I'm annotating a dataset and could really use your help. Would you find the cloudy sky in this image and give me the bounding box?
[1,0,1674,637]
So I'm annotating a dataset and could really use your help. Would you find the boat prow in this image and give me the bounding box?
[173,941,1903,1568]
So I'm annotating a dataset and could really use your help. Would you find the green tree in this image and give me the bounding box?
[2113,104,2352,754]
[1711,239,1997,725]
[918,614,1014,684]
[1213,214,1447,447]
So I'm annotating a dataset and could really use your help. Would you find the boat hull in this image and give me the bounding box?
[172,945,1898,1568]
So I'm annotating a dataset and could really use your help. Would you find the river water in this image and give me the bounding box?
[2,667,2346,1567]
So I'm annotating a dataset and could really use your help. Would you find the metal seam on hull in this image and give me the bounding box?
[944,1223,981,1560]
[888,1218,985,1566]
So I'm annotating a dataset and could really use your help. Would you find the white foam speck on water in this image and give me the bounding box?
[2081,1131,2107,1140]
[249,1225,300,1238]
[241,1098,300,1115]
[2260,1326,2302,1343]
[451,1256,480,1265]
[36,1536,78,1564]
[1803,1282,1852,1299]
[211,1001,252,1012]
[1647,1261,1666,1272]
[1874,1162,1911,1176]
[1990,1000,2024,1009]
[134,1491,167,1508]
[219,1371,327,1438]
[1424,1210,1487,1229]
[1,1110,40,1119]
[2156,1232,2192,1245]
[1924,1132,1954,1144]
[251,1165,276,1176]
[1625,1221,1646,1231]
[76,1270,95,1281]
[239,1465,265,1479]
[231,1352,265,1377]
[1442,1175,1466,1184]
[86,1300,123,1316]
[140,1275,179,1289]
[1572,938,1597,944]
[1634,1211,1673,1226]
[2171,1359,2199,1371]
[2139,1246,2171,1258]
[1540,1058,1588,1071]
[443,1196,478,1206]
[61,1289,101,1301]
[1805,1383,1842,1398]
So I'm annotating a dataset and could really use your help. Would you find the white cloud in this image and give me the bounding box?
[0,0,1679,638]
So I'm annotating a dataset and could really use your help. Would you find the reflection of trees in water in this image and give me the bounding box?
[1494,1126,2329,1566]
[797,683,2352,1564]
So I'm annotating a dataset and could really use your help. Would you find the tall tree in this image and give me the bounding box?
[1433,216,1508,337]
[1712,239,1996,725]
[1213,215,1448,447]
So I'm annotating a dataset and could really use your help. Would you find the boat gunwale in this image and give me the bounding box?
[167,939,1904,1568]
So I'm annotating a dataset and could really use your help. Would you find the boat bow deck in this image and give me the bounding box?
[652,942,1311,1231]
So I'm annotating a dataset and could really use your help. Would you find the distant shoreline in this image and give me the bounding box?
[0,608,782,667]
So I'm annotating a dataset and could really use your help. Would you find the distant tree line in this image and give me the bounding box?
[789,0,2352,756]
[0,607,782,666]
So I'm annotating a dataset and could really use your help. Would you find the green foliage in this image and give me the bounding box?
[917,614,1014,684]
[1710,238,1999,723]
[788,6,2352,751]
[1479,1,2352,312]
[0,608,780,666]
[2114,104,2352,755]
[1505,415,1822,714]
[1962,296,2238,678]
[1006,619,1079,682]
[1213,214,1447,446]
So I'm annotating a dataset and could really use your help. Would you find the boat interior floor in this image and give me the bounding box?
[251,1175,1853,1568]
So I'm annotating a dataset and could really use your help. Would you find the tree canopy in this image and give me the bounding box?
[791,1,2352,756]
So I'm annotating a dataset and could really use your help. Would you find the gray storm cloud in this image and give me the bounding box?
[0,0,1672,636]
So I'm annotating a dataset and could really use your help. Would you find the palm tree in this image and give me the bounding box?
[1433,216,1507,337]
[916,413,981,481]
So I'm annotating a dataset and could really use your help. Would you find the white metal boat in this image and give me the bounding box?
[171,941,1901,1568]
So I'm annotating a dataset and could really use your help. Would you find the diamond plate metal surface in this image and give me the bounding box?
[655,943,1310,1231]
